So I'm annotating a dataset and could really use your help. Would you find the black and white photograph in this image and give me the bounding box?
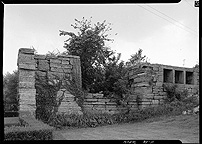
[3,1,199,143]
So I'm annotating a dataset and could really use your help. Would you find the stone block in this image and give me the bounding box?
[144,94,154,99]
[46,71,63,80]
[50,63,62,68]
[128,95,137,100]
[128,102,138,105]
[18,63,35,70]
[18,53,35,64]
[19,76,35,82]
[153,66,159,71]
[156,82,163,86]
[61,60,70,65]
[93,93,104,98]
[93,105,105,109]
[64,93,75,98]
[141,101,152,105]
[35,71,46,77]
[133,77,148,83]
[152,100,159,105]
[19,70,35,77]
[19,88,36,93]
[19,104,35,112]
[106,105,117,109]
[153,95,164,100]
[19,82,35,88]
[135,82,150,87]
[91,102,106,105]
[50,67,72,73]
[38,60,49,71]
[85,93,93,98]
[50,59,61,64]
[106,102,117,105]
[19,48,35,54]
[19,99,35,105]
[97,98,110,103]
[34,54,46,60]
[85,98,98,102]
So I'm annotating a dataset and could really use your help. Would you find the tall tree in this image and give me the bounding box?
[59,17,115,92]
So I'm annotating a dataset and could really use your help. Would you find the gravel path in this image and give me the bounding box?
[53,114,199,143]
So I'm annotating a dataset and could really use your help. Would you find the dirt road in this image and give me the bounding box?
[53,114,199,143]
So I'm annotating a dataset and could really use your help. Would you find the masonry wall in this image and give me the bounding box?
[18,48,82,116]
[128,63,199,109]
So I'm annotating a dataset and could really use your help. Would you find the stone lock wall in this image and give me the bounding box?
[18,48,82,116]
[128,63,199,109]
[18,48,199,116]
[83,93,141,114]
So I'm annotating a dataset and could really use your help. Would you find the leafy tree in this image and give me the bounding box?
[59,17,116,92]
[3,70,19,111]
[102,53,131,100]
[126,48,148,67]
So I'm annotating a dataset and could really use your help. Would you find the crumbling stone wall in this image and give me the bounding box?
[18,48,82,116]
[128,63,199,109]
[18,48,199,116]
[83,93,121,114]
[83,93,141,114]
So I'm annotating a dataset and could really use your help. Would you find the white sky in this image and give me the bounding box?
[3,1,199,74]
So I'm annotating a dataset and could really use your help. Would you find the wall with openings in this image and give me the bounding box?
[128,63,199,109]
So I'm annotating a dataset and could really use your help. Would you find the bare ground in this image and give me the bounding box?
[53,114,199,143]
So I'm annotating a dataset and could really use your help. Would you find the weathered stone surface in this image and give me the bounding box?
[50,67,72,73]
[85,98,98,102]
[38,60,49,71]
[19,88,36,93]
[85,93,93,98]
[93,93,104,98]
[106,102,117,105]
[19,76,35,82]
[35,71,46,77]
[34,54,46,60]
[61,60,70,65]
[91,102,106,105]
[19,48,35,54]
[19,63,36,70]
[19,82,35,88]
[97,98,110,102]
[50,59,61,64]
[18,53,35,64]
[19,70,35,77]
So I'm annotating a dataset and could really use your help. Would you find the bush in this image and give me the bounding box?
[4,112,54,140]
[3,70,19,112]
[163,83,189,103]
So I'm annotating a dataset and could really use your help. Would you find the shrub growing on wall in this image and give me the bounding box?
[163,83,189,102]
[35,69,85,123]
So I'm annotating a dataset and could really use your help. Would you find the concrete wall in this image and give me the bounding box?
[17,48,82,116]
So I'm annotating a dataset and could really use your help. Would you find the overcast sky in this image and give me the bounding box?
[3,1,199,74]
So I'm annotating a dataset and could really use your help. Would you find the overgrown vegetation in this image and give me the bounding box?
[3,70,19,112]
[163,83,189,102]
[35,69,85,123]
[46,98,196,129]
[59,17,149,104]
